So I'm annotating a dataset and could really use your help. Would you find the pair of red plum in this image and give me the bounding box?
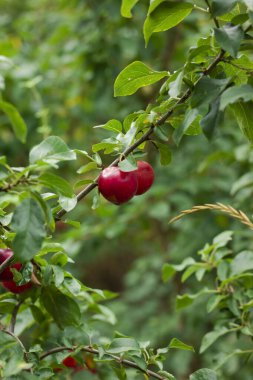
[98,161,154,204]
[0,249,32,293]
[0,161,154,293]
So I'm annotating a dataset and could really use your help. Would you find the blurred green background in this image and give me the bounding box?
[0,1,253,379]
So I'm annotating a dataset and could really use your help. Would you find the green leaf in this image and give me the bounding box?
[200,327,229,353]
[29,136,76,166]
[121,0,139,18]
[94,119,122,133]
[212,0,238,17]
[173,108,199,145]
[118,157,137,172]
[200,98,222,140]
[214,25,243,58]
[231,172,253,195]
[12,198,46,262]
[242,0,253,10]
[162,264,176,282]
[190,369,218,380]
[77,162,98,174]
[143,2,193,46]
[107,338,140,354]
[0,101,27,143]
[231,251,253,275]
[168,71,184,98]
[39,172,74,198]
[156,142,172,166]
[191,77,230,109]
[168,338,195,352]
[230,102,253,143]
[41,286,81,328]
[114,61,168,97]
[220,84,253,110]
[148,0,165,15]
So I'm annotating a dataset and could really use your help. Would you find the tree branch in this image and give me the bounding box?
[40,345,167,380]
[9,300,23,333]
[56,49,225,220]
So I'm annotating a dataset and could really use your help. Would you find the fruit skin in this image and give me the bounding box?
[98,166,138,205]
[62,355,79,368]
[135,161,155,195]
[2,280,32,294]
[0,249,22,281]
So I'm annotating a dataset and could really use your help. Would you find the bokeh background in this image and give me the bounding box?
[0,1,252,378]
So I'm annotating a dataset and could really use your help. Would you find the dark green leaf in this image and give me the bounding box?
[212,0,238,17]
[41,286,81,328]
[156,142,172,166]
[12,198,46,262]
[214,25,244,58]
[200,327,229,353]
[191,77,230,109]
[200,98,222,139]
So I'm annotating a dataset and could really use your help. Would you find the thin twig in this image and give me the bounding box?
[0,256,14,276]
[56,50,226,219]
[169,203,253,230]
[204,0,220,28]
[9,300,23,334]
[1,329,28,361]
[40,345,166,380]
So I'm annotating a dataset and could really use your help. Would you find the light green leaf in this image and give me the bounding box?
[162,264,176,282]
[168,338,195,352]
[114,61,168,97]
[220,84,253,110]
[143,2,193,46]
[190,369,218,380]
[200,327,229,353]
[242,0,253,10]
[77,162,98,174]
[118,157,137,172]
[230,102,253,143]
[29,136,76,166]
[12,198,46,262]
[94,119,122,133]
[231,172,253,195]
[231,251,253,275]
[121,0,139,18]
[214,25,243,58]
[0,101,27,143]
[107,338,140,354]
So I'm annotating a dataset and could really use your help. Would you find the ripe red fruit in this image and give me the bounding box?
[135,161,155,195]
[0,249,22,281]
[98,166,137,204]
[62,355,79,368]
[2,280,32,294]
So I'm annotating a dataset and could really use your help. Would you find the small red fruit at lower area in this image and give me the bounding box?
[98,166,137,204]
[135,161,155,195]
[2,280,32,294]
[0,249,22,281]
[63,355,79,368]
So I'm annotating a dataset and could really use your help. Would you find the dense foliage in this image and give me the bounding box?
[0,0,253,379]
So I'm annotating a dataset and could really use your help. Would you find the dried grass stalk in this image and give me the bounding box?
[169,203,253,230]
